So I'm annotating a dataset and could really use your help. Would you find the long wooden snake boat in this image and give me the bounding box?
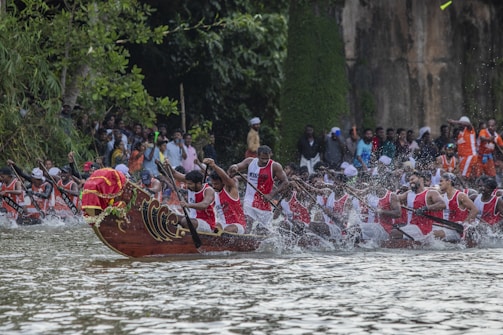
[81,168,267,258]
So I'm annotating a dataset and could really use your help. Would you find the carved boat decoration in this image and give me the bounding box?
[81,168,266,258]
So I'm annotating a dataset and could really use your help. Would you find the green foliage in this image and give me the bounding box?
[360,91,376,131]
[131,0,288,166]
[278,0,349,164]
[0,0,178,167]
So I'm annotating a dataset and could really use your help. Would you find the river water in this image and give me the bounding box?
[1,217,503,335]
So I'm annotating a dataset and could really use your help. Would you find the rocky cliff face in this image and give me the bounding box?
[341,0,503,136]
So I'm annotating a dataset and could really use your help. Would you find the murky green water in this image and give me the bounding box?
[1,217,503,334]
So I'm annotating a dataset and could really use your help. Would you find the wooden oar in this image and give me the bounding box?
[401,205,464,234]
[293,180,346,231]
[156,161,202,248]
[235,171,280,211]
[38,162,80,215]
[0,194,25,216]
[343,186,416,241]
[11,165,46,219]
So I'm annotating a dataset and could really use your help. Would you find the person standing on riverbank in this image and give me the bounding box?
[297,124,322,175]
[245,117,261,158]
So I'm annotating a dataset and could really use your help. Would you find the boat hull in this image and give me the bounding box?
[83,174,265,258]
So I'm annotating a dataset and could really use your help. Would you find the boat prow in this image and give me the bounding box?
[82,169,266,258]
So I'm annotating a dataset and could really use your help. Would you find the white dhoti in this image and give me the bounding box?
[300,154,321,175]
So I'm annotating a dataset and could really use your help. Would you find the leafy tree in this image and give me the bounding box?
[0,0,177,167]
[131,0,288,166]
[278,0,349,164]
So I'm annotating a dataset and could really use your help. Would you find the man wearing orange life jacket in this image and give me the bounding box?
[447,116,477,181]
[477,119,503,178]
[8,160,53,220]
[0,167,24,220]
[53,165,81,218]
[435,143,459,174]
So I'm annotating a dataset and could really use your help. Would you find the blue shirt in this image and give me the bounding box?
[353,139,372,168]
[165,141,183,168]
[143,146,160,177]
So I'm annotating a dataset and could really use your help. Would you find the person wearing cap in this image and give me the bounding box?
[477,118,503,178]
[245,117,261,158]
[435,142,459,175]
[115,164,132,180]
[297,124,322,175]
[447,116,478,182]
[7,160,53,220]
[324,127,345,170]
[370,155,393,177]
[0,166,25,220]
[204,158,246,234]
[52,165,81,218]
[438,173,478,242]
[229,145,289,231]
[396,170,446,240]
[140,170,163,202]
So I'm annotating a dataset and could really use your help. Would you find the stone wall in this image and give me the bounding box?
[341,0,503,136]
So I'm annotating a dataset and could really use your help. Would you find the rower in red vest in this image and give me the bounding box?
[359,175,401,241]
[0,166,24,220]
[295,174,345,240]
[472,177,503,228]
[438,172,478,241]
[167,163,216,232]
[204,158,246,234]
[396,170,446,240]
[228,145,288,231]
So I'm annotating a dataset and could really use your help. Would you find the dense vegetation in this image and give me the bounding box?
[0,0,292,168]
[278,0,348,163]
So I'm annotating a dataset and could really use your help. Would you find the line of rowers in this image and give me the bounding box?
[1,145,503,245]
[139,145,503,244]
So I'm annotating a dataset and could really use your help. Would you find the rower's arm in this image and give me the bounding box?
[378,193,402,218]
[458,192,479,222]
[426,190,446,211]
[186,187,215,211]
[228,157,253,175]
[36,183,53,199]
